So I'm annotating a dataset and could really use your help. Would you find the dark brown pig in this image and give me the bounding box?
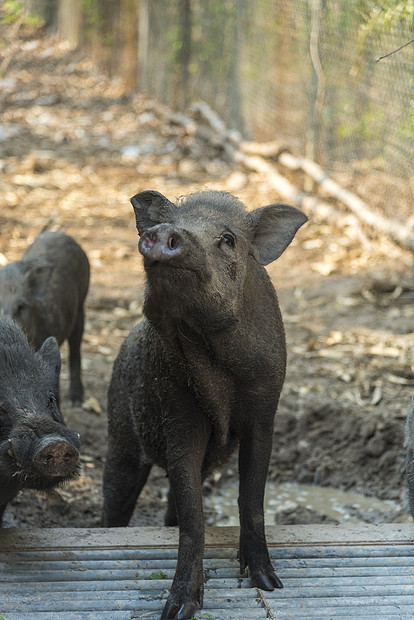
[102,190,307,619]
[0,316,80,525]
[405,395,414,518]
[0,231,90,404]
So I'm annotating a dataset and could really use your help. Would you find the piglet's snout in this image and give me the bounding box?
[33,437,79,477]
[139,224,184,263]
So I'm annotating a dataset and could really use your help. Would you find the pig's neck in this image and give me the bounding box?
[143,296,238,338]
[144,260,282,373]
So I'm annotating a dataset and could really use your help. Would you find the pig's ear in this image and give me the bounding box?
[24,263,54,300]
[250,203,308,266]
[131,190,174,235]
[37,336,61,378]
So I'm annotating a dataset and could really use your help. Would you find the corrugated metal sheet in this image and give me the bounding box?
[1,525,414,619]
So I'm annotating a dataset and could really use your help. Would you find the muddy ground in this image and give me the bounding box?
[1,28,414,529]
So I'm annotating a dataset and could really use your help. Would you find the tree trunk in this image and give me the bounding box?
[178,0,192,111]
[228,0,243,132]
[57,0,81,45]
[138,0,149,91]
[306,0,326,187]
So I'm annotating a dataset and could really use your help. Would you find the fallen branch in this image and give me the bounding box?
[181,101,414,251]
[238,140,290,158]
[188,101,240,158]
[0,15,24,76]
[233,151,370,247]
[239,139,414,251]
[274,151,414,251]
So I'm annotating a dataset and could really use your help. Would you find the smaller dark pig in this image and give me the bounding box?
[0,231,90,404]
[405,394,414,518]
[0,316,80,525]
[103,190,307,620]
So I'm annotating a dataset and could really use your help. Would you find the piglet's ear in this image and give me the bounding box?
[25,264,54,301]
[37,336,61,380]
[250,203,308,266]
[131,190,174,235]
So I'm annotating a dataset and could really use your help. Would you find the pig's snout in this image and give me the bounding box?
[139,224,184,263]
[33,437,79,478]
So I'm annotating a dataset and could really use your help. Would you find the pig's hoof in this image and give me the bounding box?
[160,599,198,619]
[251,567,283,591]
[69,394,83,407]
[69,386,84,406]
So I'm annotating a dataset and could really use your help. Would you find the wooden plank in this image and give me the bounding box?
[1,523,414,551]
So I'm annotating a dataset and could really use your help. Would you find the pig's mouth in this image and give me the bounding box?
[145,259,211,284]
[12,461,81,490]
[145,259,201,273]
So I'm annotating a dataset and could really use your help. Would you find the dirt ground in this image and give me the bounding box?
[1,27,414,529]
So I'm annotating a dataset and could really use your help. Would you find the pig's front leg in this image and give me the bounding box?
[238,419,283,590]
[160,417,210,620]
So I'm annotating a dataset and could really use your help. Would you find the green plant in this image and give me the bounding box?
[1,0,43,27]
[149,570,168,580]
[358,0,414,42]
[81,0,104,31]
[1,0,24,23]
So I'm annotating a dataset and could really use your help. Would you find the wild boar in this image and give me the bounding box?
[0,316,80,525]
[0,231,90,404]
[405,394,414,518]
[103,190,307,619]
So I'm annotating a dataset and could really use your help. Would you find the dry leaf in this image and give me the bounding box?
[82,396,102,414]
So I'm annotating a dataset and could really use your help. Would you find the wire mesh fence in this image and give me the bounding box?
[141,1,413,206]
[16,0,414,220]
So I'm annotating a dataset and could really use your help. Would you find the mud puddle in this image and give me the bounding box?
[204,481,410,526]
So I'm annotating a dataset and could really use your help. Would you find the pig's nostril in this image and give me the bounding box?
[44,450,72,465]
[43,451,60,463]
[144,235,155,249]
[168,236,178,250]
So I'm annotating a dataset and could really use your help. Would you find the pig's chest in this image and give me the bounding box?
[174,336,244,445]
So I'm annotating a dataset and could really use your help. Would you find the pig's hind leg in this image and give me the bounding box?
[102,438,151,527]
[102,418,152,527]
[67,308,85,405]
[238,417,283,590]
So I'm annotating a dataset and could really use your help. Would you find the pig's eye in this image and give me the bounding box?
[220,232,235,248]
